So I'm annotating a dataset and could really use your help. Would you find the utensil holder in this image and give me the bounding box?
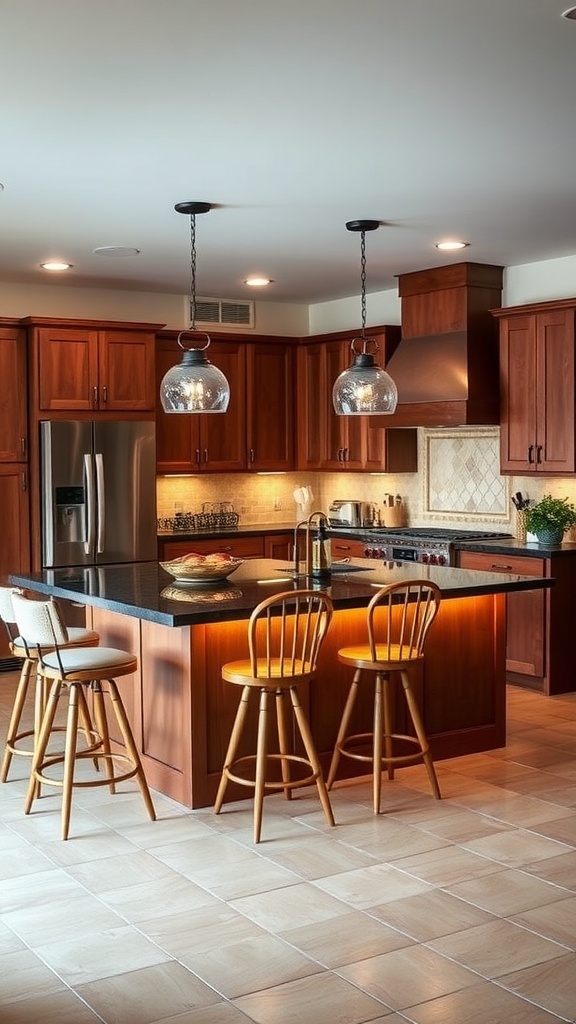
[515,509,527,543]
[382,506,406,529]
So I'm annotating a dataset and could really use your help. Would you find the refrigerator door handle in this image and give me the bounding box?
[95,452,105,554]
[84,453,96,556]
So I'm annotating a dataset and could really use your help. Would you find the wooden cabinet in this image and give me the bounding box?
[330,537,368,559]
[25,319,161,414]
[246,341,295,471]
[0,325,28,463]
[159,535,265,561]
[0,323,30,662]
[494,301,576,474]
[156,337,247,472]
[297,326,418,473]
[458,550,546,683]
[264,533,293,560]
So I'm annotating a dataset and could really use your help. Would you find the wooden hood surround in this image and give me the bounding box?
[371,262,504,428]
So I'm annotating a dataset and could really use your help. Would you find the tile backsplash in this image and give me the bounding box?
[156,427,576,533]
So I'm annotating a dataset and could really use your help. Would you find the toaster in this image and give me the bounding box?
[328,500,362,528]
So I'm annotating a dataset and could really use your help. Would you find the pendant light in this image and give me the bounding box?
[332,220,398,415]
[160,202,230,413]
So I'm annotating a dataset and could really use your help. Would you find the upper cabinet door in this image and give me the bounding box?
[322,340,364,470]
[499,305,576,474]
[38,327,99,411]
[99,330,155,411]
[0,327,27,461]
[246,342,295,471]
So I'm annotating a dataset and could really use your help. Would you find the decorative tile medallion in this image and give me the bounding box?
[423,428,510,521]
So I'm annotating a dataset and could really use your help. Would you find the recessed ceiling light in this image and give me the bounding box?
[93,246,141,257]
[40,261,73,271]
[244,276,273,287]
[435,239,469,251]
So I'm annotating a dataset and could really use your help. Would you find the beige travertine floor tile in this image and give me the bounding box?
[185,855,301,900]
[184,932,322,998]
[312,861,433,909]
[64,848,185,894]
[76,960,222,1023]
[233,971,390,1024]
[0,865,85,913]
[251,832,379,880]
[0,838,54,879]
[445,866,571,916]
[0,988,104,1023]
[0,947,68,1002]
[2,891,127,947]
[389,805,514,843]
[511,895,576,949]
[522,850,576,891]
[229,880,350,932]
[428,917,568,978]
[462,828,572,867]
[453,792,570,828]
[389,844,501,886]
[368,887,497,940]
[279,910,414,968]
[501,952,576,1018]
[338,817,451,860]
[99,872,222,922]
[530,812,576,845]
[34,924,172,985]
[140,903,267,957]
[150,1005,256,1024]
[114,811,216,848]
[337,944,478,1010]
[0,919,26,954]
[404,978,563,1023]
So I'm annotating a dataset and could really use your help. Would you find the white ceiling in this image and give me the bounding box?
[2,0,576,306]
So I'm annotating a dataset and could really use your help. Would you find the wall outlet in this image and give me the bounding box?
[274,497,282,511]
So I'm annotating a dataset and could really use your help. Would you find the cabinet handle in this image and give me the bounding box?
[334,544,351,551]
[21,470,27,492]
[491,563,513,571]
[20,436,27,458]
[195,448,201,465]
[338,448,344,462]
[250,448,255,463]
[344,447,349,462]
[203,449,208,463]
[220,545,233,552]
[101,385,108,404]
[92,386,98,408]
[536,445,542,464]
[528,444,534,464]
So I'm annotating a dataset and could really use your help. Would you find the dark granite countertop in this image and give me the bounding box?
[10,557,553,629]
[158,522,297,541]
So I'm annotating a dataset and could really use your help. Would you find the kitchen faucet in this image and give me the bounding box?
[293,510,330,576]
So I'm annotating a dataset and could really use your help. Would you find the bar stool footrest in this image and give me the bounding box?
[224,753,320,793]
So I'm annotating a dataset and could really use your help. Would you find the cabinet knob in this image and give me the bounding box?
[203,449,209,463]
[195,449,201,465]
[20,437,27,458]
[92,386,98,408]
[102,385,108,404]
[249,448,255,463]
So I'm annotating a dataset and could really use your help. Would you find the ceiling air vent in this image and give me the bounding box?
[193,297,254,328]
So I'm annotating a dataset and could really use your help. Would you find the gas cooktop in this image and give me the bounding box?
[375,528,512,541]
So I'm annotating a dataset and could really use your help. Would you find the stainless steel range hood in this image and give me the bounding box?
[370,262,504,428]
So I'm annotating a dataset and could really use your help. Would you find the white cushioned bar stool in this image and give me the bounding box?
[214,589,335,843]
[327,580,442,814]
[11,592,156,839]
[0,586,99,784]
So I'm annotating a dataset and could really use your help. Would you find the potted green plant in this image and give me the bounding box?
[525,493,576,546]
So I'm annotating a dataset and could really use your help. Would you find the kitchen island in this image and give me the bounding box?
[10,558,552,809]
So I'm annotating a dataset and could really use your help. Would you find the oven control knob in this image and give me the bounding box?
[364,547,373,557]
[421,552,429,564]
[429,553,438,565]
[437,553,447,565]
[378,548,386,558]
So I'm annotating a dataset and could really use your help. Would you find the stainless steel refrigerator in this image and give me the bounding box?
[40,420,157,568]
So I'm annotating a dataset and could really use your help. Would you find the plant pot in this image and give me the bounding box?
[535,527,564,546]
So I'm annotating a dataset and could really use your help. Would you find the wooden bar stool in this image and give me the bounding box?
[327,580,442,813]
[214,589,335,843]
[0,586,99,783]
[11,592,156,840]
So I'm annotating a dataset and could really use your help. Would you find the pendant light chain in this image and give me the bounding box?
[189,212,197,331]
[360,229,367,343]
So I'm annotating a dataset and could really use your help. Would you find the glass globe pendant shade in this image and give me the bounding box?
[332,351,398,415]
[160,346,230,413]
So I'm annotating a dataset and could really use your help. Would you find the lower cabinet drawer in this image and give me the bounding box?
[159,536,265,560]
